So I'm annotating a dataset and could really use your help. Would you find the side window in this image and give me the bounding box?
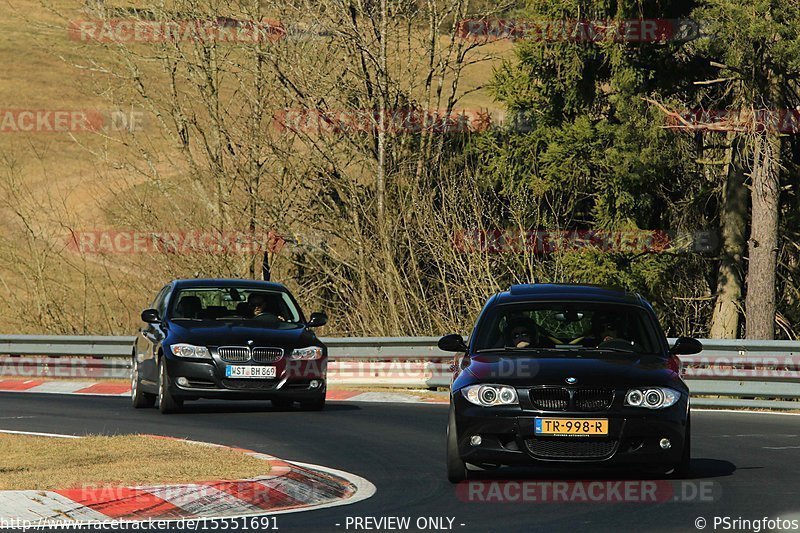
[151,285,171,317]
[158,287,173,318]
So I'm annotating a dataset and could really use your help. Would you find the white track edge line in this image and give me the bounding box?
[0,429,80,438]
[693,408,800,416]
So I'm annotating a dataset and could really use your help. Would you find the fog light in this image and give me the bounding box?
[310,380,321,389]
[176,377,189,387]
[470,435,482,446]
[660,438,671,449]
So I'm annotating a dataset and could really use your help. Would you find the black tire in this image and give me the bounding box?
[158,358,183,414]
[272,398,294,410]
[446,405,469,483]
[299,395,326,411]
[131,355,156,409]
[671,411,692,478]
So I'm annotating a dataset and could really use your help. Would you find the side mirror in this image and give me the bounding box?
[670,337,702,356]
[141,309,161,324]
[307,312,328,328]
[438,334,468,353]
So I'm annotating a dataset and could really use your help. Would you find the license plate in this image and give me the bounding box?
[225,365,276,379]
[535,418,608,436]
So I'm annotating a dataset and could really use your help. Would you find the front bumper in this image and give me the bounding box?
[452,392,688,468]
[164,354,326,400]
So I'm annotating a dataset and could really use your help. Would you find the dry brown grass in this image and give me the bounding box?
[0,0,512,336]
[0,433,271,490]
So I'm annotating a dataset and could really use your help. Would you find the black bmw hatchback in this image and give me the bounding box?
[439,284,702,482]
[132,279,328,414]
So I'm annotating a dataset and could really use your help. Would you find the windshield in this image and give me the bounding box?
[169,287,302,324]
[473,303,661,355]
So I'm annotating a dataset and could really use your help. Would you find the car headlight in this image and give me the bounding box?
[290,346,323,360]
[625,387,680,409]
[170,343,211,359]
[462,384,518,407]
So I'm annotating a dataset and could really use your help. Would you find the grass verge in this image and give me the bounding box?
[0,433,270,490]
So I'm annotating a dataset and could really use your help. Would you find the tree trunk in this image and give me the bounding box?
[745,131,781,339]
[710,134,748,338]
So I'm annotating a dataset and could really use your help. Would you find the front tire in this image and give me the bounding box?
[131,355,156,409]
[299,395,326,411]
[272,398,294,410]
[158,358,183,414]
[671,412,692,478]
[447,405,468,483]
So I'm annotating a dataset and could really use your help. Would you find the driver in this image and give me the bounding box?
[591,313,622,344]
[247,292,286,322]
[570,312,622,346]
[248,293,286,322]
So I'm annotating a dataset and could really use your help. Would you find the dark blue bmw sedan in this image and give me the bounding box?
[132,279,328,414]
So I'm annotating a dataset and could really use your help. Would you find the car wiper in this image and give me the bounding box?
[580,347,638,354]
[475,347,573,354]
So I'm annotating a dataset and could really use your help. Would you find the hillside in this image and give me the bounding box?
[0,0,512,334]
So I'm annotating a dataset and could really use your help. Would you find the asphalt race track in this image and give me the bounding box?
[1,393,798,532]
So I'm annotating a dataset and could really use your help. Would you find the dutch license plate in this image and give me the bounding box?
[535,418,609,436]
[225,365,276,379]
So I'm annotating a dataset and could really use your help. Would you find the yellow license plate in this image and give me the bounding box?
[535,418,608,436]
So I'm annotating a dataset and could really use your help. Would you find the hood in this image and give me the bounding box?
[456,352,680,389]
[165,320,321,349]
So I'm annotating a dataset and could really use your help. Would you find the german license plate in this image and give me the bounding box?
[535,418,608,436]
[225,365,276,379]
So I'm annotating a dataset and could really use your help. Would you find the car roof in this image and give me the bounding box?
[171,279,290,292]
[494,283,645,306]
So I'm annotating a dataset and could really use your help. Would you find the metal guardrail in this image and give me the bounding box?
[0,335,798,409]
[0,335,448,358]
[0,336,135,357]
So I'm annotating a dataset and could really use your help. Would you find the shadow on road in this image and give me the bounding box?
[686,458,737,478]
[462,458,736,481]
[168,401,361,414]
